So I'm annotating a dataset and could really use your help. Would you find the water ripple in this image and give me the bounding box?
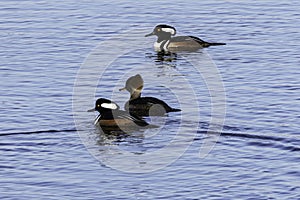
[1,0,300,199]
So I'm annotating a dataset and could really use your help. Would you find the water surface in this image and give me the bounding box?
[1,0,300,199]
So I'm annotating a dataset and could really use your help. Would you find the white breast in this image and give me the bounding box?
[94,115,101,125]
[154,40,170,51]
[154,41,162,51]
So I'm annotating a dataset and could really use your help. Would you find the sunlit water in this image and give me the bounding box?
[1,0,300,199]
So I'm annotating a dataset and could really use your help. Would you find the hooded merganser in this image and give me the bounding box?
[87,98,149,127]
[145,24,226,52]
[119,74,181,116]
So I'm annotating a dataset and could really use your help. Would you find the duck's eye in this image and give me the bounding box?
[157,28,161,32]
[97,104,100,107]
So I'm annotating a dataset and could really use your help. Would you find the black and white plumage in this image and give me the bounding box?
[145,24,226,52]
[88,98,149,127]
[119,74,181,116]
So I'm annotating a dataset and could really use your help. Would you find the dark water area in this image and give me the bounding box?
[1,0,299,199]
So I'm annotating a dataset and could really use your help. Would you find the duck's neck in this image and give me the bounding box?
[154,33,171,52]
[130,91,141,100]
[157,32,172,43]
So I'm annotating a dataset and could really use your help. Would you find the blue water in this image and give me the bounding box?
[1,0,300,199]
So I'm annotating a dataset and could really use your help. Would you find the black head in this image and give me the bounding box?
[119,74,144,100]
[145,24,177,37]
[87,98,120,113]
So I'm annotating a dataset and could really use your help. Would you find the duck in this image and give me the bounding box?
[87,98,150,128]
[119,74,181,116]
[145,24,226,52]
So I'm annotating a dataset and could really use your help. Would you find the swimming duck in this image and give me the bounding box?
[88,98,150,127]
[145,24,226,52]
[119,74,181,116]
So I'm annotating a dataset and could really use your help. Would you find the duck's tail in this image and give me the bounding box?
[169,108,181,113]
[189,36,226,47]
[207,42,226,46]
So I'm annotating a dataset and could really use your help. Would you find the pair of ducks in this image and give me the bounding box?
[89,25,226,128]
[88,74,180,128]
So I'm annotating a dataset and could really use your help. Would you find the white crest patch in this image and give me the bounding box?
[101,103,118,110]
[161,27,176,35]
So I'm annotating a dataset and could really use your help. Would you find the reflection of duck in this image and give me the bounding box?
[119,74,181,116]
[88,98,149,128]
[155,51,178,63]
[145,24,226,52]
[145,52,178,68]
